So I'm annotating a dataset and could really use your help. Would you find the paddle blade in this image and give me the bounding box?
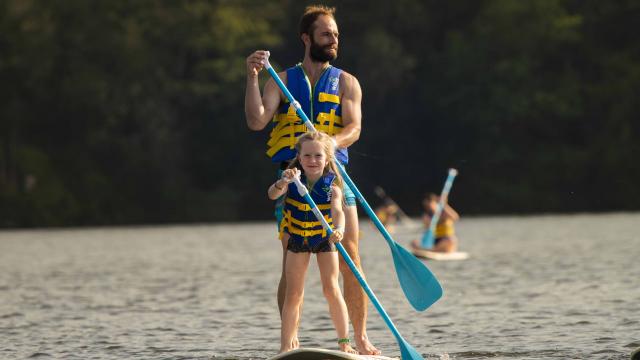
[392,243,443,311]
[399,338,425,360]
[421,229,435,249]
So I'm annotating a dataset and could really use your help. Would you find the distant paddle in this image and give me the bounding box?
[264,53,442,312]
[291,176,426,360]
[374,186,420,229]
[421,169,458,248]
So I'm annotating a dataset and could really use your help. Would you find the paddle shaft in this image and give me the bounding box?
[421,169,458,248]
[291,178,413,350]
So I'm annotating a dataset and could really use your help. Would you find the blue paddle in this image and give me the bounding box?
[291,176,425,360]
[420,169,458,248]
[263,54,442,312]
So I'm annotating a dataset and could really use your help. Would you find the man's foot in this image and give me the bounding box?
[278,337,299,354]
[355,336,381,355]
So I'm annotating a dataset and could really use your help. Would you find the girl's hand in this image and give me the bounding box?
[329,230,343,243]
[281,168,300,183]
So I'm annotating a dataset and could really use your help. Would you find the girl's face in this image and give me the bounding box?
[298,140,328,178]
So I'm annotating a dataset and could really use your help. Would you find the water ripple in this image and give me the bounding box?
[0,214,638,359]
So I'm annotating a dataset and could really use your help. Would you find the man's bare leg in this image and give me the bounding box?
[277,235,300,349]
[340,205,380,355]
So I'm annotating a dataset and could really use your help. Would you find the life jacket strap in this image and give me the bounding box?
[285,197,332,211]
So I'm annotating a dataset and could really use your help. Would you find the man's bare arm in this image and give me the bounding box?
[244,50,283,131]
[335,72,362,147]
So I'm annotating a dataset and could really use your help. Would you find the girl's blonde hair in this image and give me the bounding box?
[289,131,343,189]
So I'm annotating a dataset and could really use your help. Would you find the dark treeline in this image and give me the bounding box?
[1,0,638,227]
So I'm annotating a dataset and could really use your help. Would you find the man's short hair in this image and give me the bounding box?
[299,5,336,37]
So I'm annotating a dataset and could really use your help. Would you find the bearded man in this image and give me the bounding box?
[244,5,379,355]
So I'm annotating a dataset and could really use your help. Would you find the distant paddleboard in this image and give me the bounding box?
[268,348,398,360]
[411,243,469,261]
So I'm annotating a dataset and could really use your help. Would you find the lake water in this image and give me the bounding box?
[1,213,639,359]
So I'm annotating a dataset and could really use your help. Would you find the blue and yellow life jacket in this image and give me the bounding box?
[280,172,336,245]
[266,64,348,164]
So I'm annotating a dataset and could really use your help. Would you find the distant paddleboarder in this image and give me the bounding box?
[412,193,460,253]
[245,5,380,355]
[374,199,400,234]
[267,132,357,355]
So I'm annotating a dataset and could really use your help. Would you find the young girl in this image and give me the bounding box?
[267,132,357,354]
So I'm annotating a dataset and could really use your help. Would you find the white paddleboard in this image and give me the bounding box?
[411,243,469,261]
[268,348,398,360]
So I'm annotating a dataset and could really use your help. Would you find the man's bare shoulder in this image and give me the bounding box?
[339,71,362,101]
[339,70,359,84]
[338,70,361,94]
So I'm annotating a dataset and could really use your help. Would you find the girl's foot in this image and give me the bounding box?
[340,343,358,354]
[338,338,358,354]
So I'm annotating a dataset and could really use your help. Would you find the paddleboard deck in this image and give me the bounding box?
[411,243,469,261]
[267,348,398,360]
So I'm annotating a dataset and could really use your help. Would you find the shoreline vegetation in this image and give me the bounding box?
[2,1,638,227]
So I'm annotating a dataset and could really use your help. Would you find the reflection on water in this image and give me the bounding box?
[1,213,639,359]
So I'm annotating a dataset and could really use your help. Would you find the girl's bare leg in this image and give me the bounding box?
[317,251,357,354]
[279,251,310,353]
[277,234,300,349]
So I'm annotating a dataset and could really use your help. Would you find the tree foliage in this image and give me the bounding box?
[1,0,638,227]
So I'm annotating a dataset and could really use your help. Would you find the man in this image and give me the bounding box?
[244,5,380,355]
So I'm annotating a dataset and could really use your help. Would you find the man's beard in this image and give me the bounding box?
[310,37,337,63]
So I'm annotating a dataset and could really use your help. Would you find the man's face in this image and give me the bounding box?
[309,15,339,62]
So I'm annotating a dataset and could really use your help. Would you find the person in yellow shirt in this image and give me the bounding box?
[418,193,460,252]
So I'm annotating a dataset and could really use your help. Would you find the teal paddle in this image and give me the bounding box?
[291,176,425,360]
[420,169,458,248]
[263,54,442,311]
